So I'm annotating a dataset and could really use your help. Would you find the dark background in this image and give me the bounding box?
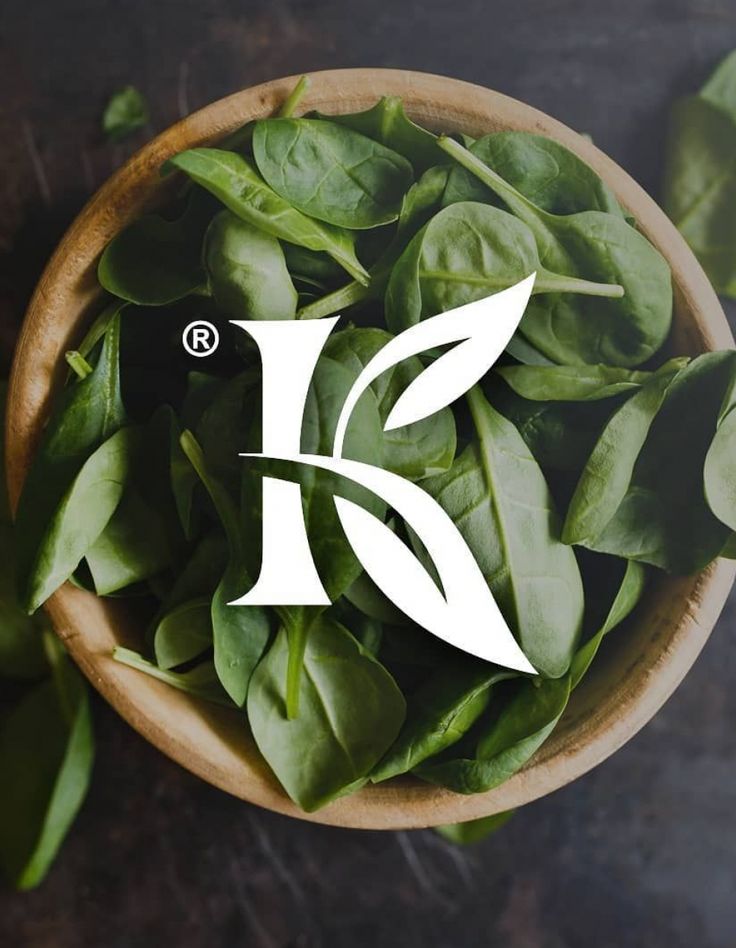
[2,1,736,945]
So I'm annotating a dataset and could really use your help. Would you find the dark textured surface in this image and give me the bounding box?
[2,1,736,945]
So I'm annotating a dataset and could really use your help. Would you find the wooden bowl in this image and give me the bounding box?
[7,69,735,829]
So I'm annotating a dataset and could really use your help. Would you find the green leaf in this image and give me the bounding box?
[180,432,270,707]
[98,191,210,305]
[154,597,213,670]
[102,86,148,142]
[434,810,515,844]
[439,137,672,367]
[343,570,406,626]
[160,530,228,613]
[497,364,652,401]
[296,164,450,321]
[584,352,736,572]
[385,202,624,334]
[372,662,513,782]
[247,616,405,811]
[194,370,258,497]
[22,426,139,614]
[253,118,414,229]
[704,402,736,531]
[241,351,387,716]
[16,316,126,611]
[570,559,646,689]
[443,131,624,216]
[663,51,736,296]
[84,483,173,595]
[416,675,571,793]
[422,387,584,677]
[167,149,369,284]
[0,638,93,889]
[488,379,617,473]
[562,360,687,545]
[203,210,297,319]
[316,96,442,174]
[283,244,346,288]
[663,95,736,297]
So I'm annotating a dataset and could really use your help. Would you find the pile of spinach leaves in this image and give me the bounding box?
[10,73,736,842]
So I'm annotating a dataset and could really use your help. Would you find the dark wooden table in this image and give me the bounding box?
[2,1,736,945]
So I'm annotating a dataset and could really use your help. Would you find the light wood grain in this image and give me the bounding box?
[6,69,735,829]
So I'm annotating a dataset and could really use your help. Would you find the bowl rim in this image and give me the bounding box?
[6,67,736,829]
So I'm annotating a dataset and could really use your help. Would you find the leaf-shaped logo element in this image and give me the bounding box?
[333,275,535,457]
[296,453,536,674]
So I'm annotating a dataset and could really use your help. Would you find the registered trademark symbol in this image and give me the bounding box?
[182,320,220,357]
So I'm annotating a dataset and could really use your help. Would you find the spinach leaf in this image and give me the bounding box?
[98,192,209,305]
[422,387,584,677]
[417,557,643,794]
[71,300,125,370]
[497,364,651,401]
[434,810,514,844]
[324,327,456,480]
[0,634,93,890]
[705,404,736,531]
[84,484,172,595]
[102,86,148,142]
[203,210,297,320]
[571,559,646,689]
[317,96,442,174]
[488,379,617,473]
[439,137,672,367]
[242,352,387,715]
[343,568,407,626]
[84,406,186,596]
[16,315,126,612]
[583,352,736,572]
[415,675,571,793]
[562,360,687,545]
[283,244,346,287]
[443,131,624,216]
[385,202,624,334]
[700,50,736,117]
[167,149,369,284]
[371,662,514,782]
[297,164,450,321]
[504,334,555,366]
[160,530,228,613]
[253,118,413,229]
[154,597,213,670]
[180,432,270,707]
[247,616,405,811]
[195,370,258,497]
[664,53,736,297]
[21,426,139,614]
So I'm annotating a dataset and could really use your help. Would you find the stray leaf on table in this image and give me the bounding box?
[102,86,149,142]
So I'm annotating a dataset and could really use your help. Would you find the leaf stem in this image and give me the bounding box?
[437,135,541,223]
[297,274,379,319]
[65,351,94,380]
[284,608,319,719]
[279,75,310,118]
[534,271,624,299]
[112,647,234,708]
